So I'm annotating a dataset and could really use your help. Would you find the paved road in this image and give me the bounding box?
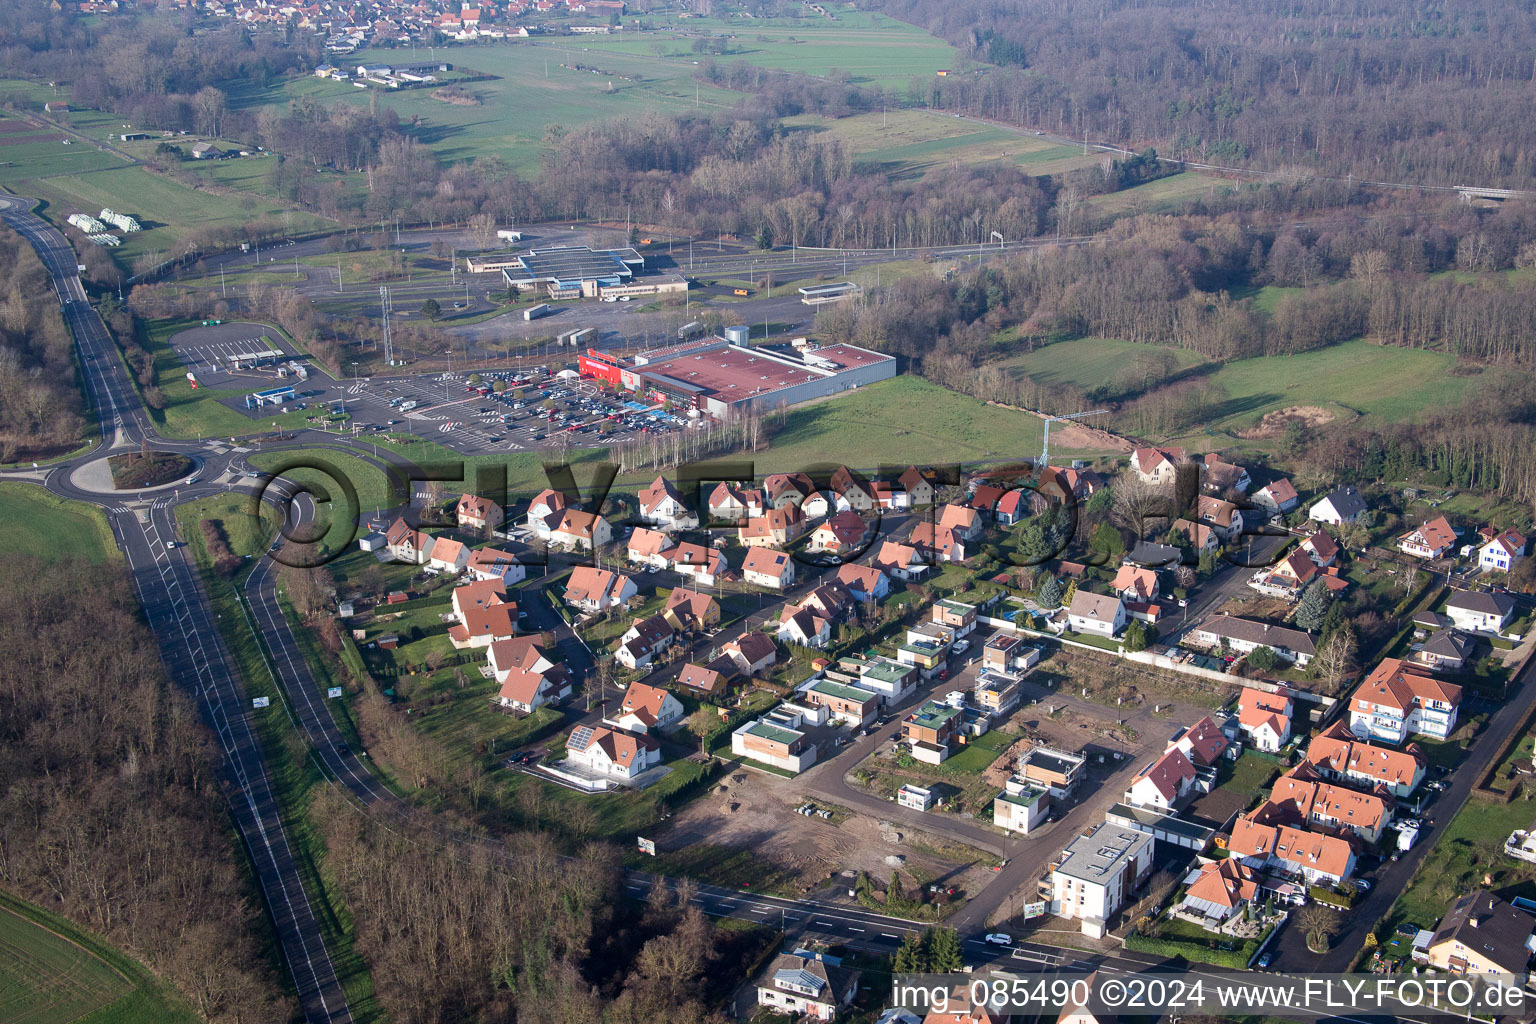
[0,191,356,1024]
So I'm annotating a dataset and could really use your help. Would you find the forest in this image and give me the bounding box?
[870,0,1536,188]
[0,562,292,1023]
[0,225,86,459]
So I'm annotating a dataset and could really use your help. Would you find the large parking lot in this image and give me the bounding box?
[168,321,301,387]
[327,370,697,454]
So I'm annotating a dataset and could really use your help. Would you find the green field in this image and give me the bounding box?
[756,374,1046,471]
[1084,170,1232,214]
[788,109,1100,179]
[569,7,963,89]
[0,484,118,563]
[26,166,331,263]
[998,337,1208,392]
[0,892,199,1024]
[1203,340,1470,431]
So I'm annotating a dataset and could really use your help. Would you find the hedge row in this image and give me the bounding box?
[1124,932,1258,970]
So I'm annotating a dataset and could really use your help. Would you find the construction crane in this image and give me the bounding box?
[1040,409,1108,468]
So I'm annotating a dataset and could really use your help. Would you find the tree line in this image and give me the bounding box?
[0,225,86,459]
[866,0,1536,188]
[0,559,293,1023]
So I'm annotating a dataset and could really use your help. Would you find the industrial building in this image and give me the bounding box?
[466,245,687,300]
[576,337,895,417]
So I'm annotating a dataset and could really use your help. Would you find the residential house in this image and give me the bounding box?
[663,588,720,633]
[706,482,762,522]
[451,579,508,619]
[384,517,434,563]
[982,631,1040,673]
[670,541,728,586]
[455,493,503,532]
[465,547,527,585]
[871,479,911,510]
[1111,565,1160,602]
[873,540,927,580]
[1125,540,1184,568]
[1250,548,1318,597]
[908,522,966,563]
[732,704,826,773]
[1066,591,1126,638]
[1019,746,1087,797]
[490,637,569,711]
[762,472,814,509]
[1300,529,1340,567]
[563,567,637,614]
[968,482,1011,521]
[676,661,727,696]
[755,951,859,1022]
[1446,590,1518,634]
[626,527,676,568]
[1171,518,1219,557]
[994,777,1051,834]
[1193,614,1316,667]
[932,598,979,638]
[427,537,469,573]
[798,677,878,727]
[902,700,963,763]
[993,487,1032,526]
[1197,495,1246,542]
[616,614,675,671]
[937,503,984,542]
[565,724,661,782]
[722,632,778,677]
[1399,515,1458,560]
[1131,446,1186,486]
[611,681,683,733]
[739,506,807,548]
[1237,686,1294,752]
[898,466,935,507]
[1305,720,1425,799]
[1200,452,1252,493]
[1423,891,1536,984]
[806,510,869,555]
[1479,529,1527,574]
[1349,658,1462,743]
[830,465,878,511]
[1051,824,1155,937]
[1257,762,1391,844]
[1412,627,1473,672]
[1125,747,1197,810]
[741,547,796,589]
[525,488,567,537]
[835,562,890,602]
[638,475,697,530]
[847,656,917,705]
[974,670,1022,717]
[1168,715,1230,767]
[1180,859,1260,926]
[799,583,856,623]
[1227,818,1356,886]
[1251,479,1300,515]
[1309,486,1367,526]
[779,606,832,648]
[549,508,612,551]
[449,601,520,649]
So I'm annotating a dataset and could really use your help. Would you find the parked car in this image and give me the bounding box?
[984,933,1012,946]
[1256,953,1273,969]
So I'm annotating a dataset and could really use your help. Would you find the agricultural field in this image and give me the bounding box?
[26,165,331,263]
[0,113,124,183]
[0,893,199,1024]
[0,484,118,563]
[569,7,964,90]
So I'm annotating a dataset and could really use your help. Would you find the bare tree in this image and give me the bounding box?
[1111,473,1174,541]
[1313,625,1357,695]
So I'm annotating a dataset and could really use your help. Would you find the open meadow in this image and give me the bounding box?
[562,6,963,89]
[0,484,118,563]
